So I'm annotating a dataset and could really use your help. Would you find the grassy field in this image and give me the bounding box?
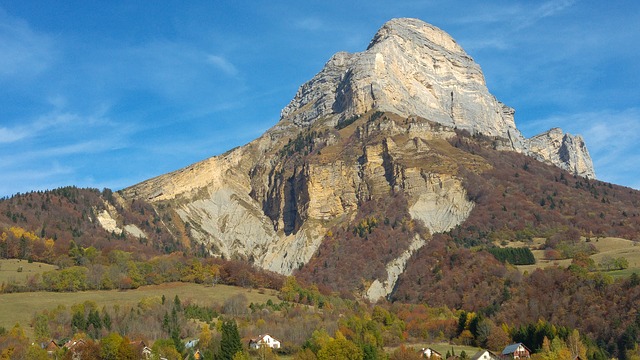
[0,259,57,285]
[385,343,482,357]
[0,282,280,339]
[510,237,640,276]
[590,237,640,266]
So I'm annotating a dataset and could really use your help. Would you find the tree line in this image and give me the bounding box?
[1,247,283,294]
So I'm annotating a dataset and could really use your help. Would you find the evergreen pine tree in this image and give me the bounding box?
[170,306,184,353]
[362,343,378,360]
[218,319,242,360]
[102,307,112,331]
[162,311,170,334]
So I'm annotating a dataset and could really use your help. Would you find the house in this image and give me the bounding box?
[185,339,200,349]
[501,343,531,359]
[471,349,500,360]
[421,347,443,359]
[248,334,281,349]
[42,340,59,355]
[63,339,86,350]
[142,346,153,359]
[184,350,203,360]
[62,339,87,360]
[130,340,152,359]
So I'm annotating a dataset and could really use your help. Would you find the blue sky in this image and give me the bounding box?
[1,1,639,197]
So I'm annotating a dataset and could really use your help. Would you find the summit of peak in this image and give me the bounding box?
[280,17,507,137]
[367,18,465,55]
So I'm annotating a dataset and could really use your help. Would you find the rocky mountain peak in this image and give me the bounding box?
[281,18,519,141]
[367,18,465,56]
[279,17,594,178]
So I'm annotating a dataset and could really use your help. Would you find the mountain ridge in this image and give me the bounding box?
[120,18,597,299]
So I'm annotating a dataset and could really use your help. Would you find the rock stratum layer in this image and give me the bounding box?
[121,18,595,300]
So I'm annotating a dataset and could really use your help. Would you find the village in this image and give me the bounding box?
[37,332,554,360]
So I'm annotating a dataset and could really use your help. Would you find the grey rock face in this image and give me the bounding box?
[527,128,595,178]
[281,17,595,178]
[282,18,520,139]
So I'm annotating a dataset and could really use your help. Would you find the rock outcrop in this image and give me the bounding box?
[527,128,595,178]
[366,234,426,302]
[96,202,147,239]
[122,18,596,293]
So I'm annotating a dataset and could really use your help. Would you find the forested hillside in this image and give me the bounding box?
[0,187,180,262]
[293,130,640,297]
[449,132,640,245]
[0,187,283,293]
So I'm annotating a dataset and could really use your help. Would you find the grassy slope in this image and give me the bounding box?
[0,259,57,285]
[512,237,640,276]
[0,282,279,339]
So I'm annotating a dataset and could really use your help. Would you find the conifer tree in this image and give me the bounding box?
[219,319,242,360]
[102,307,112,331]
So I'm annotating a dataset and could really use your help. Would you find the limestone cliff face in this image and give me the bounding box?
[121,18,597,292]
[527,128,595,178]
[95,200,147,239]
[282,18,519,140]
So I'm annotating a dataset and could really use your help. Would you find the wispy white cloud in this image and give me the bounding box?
[0,162,75,196]
[0,114,65,144]
[0,109,146,194]
[535,0,577,19]
[511,0,576,30]
[0,111,92,144]
[0,107,132,169]
[294,17,325,31]
[4,162,73,181]
[85,40,246,104]
[453,0,576,29]
[0,8,56,79]
[450,4,523,25]
[452,0,578,52]
[462,37,510,52]
[206,55,239,76]
[0,127,29,143]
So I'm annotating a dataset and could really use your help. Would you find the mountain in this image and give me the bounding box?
[279,18,594,178]
[1,16,638,311]
[2,18,639,357]
[118,18,603,300]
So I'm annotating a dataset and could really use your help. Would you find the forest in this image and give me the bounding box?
[2,222,639,359]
